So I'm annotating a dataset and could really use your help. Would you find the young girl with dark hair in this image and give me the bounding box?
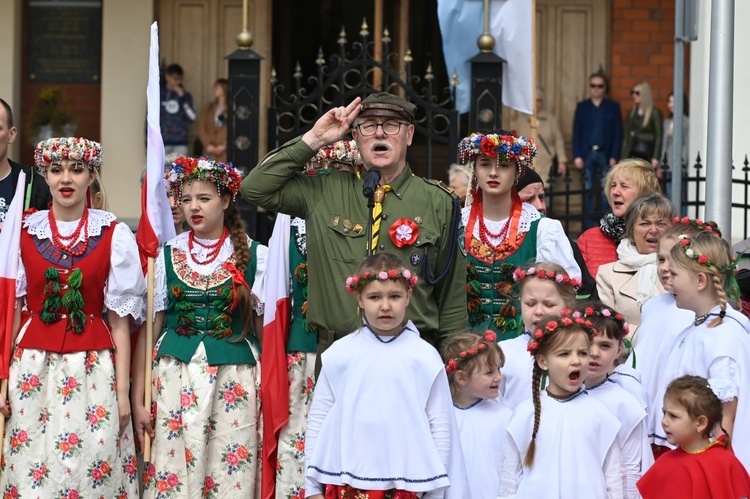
[638,375,750,498]
[497,311,624,498]
[132,156,268,498]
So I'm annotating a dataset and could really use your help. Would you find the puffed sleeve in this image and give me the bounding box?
[104,223,147,323]
[536,217,582,279]
[707,357,740,402]
[251,243,268,316]
[154,247,168,313]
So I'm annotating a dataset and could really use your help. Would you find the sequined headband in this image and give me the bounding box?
[445,330,497,373]
[345,268,418,292]
[513,266,582,290]
[527,309,598,355]
[165,156,244,202]
[34,137,103,171]
[458,132,537,165]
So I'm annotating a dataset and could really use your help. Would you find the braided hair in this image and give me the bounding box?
[223,198,254,342]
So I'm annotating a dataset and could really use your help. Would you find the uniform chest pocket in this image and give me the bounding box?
[326,215,367,263]
[409,227,440,272]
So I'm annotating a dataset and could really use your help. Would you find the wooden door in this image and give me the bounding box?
[157,0,272,155]
[508,0,610,148]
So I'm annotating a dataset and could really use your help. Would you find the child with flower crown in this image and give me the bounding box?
[581,302,653,498]
[442,331,511,499]
[501,262,579,410]
[638,375,750,498]
[631,218,716,412]
[263,141,362,499]
[458,130,580,340]
[131,156,268,498]
[497,310,624,498]
[0,138,146,496]
[649,230,750,468]
[305,253,468,499]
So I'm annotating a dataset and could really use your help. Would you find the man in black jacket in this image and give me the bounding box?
[0,98,52,230]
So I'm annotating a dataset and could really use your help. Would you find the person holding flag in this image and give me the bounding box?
[0,137,146,497]
[136,156,267,498]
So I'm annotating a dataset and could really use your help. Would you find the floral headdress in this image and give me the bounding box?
[345,268,418,293]
[676,234,747,300]
[673,216,718,236]
[458,131,537,167]
[34,137,103,171]
[513,266,582,290]
[527,309,598,354]
[165,156,244,202]
[445,330,498,373]
[580,305,630,337]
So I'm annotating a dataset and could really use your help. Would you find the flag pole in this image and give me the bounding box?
[530,0,538,150]
[143,256,155,462]
[0,379,7,455]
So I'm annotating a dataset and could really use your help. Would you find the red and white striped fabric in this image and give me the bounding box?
[0,171,26,379]
[136,21,177,274]
[260,213,292,499]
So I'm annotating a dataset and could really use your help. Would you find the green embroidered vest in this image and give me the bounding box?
[156,240,260,366]
[287,223,318,352]
[466,219,539,340]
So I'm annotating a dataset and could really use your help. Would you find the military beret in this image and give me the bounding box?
[360,92,416,122]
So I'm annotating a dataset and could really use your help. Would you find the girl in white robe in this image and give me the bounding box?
[497,311,625,498]
[443,330,512,499]
[305,253,468,499]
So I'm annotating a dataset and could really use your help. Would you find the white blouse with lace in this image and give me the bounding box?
[154,231,267,316]
[462,202,581,279]
[16,209,147,323]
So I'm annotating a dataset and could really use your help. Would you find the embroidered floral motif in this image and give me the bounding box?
[152,470,182,498]
[9,428,31,455]
[28,462,50,489]
[86,404,111,432]
[221,442,252,475]
[468,232,527,264]
[288,431,306,460]
[17,372,42,400]
[294,263,316,332]
[180,387,198,414]
[202,475,220,499]
[220,381,248,413]
[123,454,138,484]
[84,350,99,375]
[87,459,113,489]
[3,485,19,499]
[161,410,183,440]
[55,431,83,459]
[58,375,81,404]
[55,487,80,499]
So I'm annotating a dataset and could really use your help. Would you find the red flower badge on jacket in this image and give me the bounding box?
[389,218,419,247]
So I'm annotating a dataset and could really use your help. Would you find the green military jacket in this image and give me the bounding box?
[242,137,467,346]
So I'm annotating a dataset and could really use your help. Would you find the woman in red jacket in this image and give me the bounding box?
[577,158,660,279]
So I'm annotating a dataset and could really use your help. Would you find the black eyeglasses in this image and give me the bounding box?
[631,90,641,96]
[590,83,605,89]
[356,121,408,136]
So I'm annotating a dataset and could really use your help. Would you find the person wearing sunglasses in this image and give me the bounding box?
[572,71,624,229]
[622,81,663,171]
[242,92,467,356]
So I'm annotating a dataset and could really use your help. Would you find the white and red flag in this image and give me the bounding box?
[136,21,176,273]
[260,213,292,499]
[0,172,26,379]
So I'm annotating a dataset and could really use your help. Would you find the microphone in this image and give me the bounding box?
[362,168,382,198]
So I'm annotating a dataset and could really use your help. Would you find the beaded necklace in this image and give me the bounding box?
[545,388,586,403]
[477,204,512,251]
[188,228,229,265]
[585,376,612,391]
[48,208,89,256]
[366,323,407,343]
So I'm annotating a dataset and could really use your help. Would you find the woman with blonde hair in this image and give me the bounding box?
[622,81,663,168]
[577,158,661,279]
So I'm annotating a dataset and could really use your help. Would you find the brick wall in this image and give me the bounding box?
[18,1,101,166]
[610,0,689,121]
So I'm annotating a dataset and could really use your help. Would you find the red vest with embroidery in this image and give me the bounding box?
[19,222,116,353]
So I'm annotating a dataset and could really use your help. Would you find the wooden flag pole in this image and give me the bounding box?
[143,256,155,462]
[0,379,7,456]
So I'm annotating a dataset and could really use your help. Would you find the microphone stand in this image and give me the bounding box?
[366,189,376,256]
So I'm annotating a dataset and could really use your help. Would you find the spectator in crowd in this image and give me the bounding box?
[661,91,689,200]
[448,162,471,204]
[622,81,663,169]
[198,78,228,162]
[160,64,197,157]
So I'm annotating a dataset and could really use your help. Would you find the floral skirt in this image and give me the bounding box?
[143,337,262,499]
[0,345,139,498]
[325,484,419,499]
[275,351,316,499]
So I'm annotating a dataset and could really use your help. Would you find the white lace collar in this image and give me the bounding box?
[462,202,542,238]
[24,209,118,242]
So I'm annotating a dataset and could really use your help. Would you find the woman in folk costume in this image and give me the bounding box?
[270,140,362,499]
[134,156,267,498]
[459,131,580,339]
[0,137,146,497]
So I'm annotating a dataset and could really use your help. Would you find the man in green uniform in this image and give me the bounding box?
[241,93,466,351]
